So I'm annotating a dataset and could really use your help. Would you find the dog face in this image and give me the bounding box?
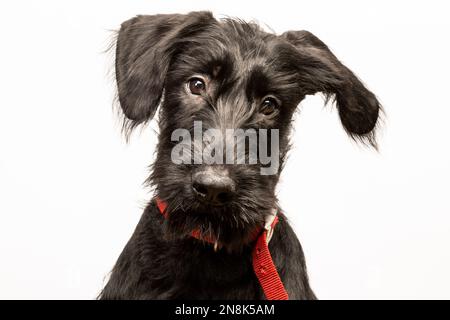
[115,12,381,251]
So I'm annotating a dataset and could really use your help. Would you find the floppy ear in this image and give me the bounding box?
[115,11,215,129]
[281,30,382,148]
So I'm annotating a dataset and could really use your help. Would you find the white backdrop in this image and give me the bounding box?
[0,0,449,299]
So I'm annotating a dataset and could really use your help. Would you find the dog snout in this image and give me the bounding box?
[192,169,235,206]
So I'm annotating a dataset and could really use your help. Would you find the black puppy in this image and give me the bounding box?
[100,11,381,300]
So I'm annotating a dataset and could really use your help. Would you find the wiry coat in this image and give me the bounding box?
[100,11,381,300]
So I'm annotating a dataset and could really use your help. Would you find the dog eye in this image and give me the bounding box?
[188,78,206,95]
[260,97,279,115]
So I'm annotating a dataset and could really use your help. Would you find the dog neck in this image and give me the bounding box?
[155,197,289,300]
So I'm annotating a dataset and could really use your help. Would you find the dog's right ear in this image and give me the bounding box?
[115,11,215,128]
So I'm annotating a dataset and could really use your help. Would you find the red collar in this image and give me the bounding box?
[155,198,289,300]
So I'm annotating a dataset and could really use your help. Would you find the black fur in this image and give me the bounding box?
[100,11,381,300]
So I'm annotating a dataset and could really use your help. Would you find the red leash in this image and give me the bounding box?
[155,198,289,300]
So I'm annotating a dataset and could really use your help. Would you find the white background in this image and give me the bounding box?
[0,0,449,299]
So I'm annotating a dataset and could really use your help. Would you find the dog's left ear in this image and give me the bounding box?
[115,11,215,129]
[281,30,382,148]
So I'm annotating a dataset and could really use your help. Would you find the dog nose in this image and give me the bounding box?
[192,171,235,206]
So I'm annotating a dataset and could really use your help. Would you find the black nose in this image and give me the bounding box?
[192,171,235,206]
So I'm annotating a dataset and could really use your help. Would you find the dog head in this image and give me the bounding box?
[114,11,381,251]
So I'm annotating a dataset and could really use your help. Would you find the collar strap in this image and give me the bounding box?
[155,198,289,300]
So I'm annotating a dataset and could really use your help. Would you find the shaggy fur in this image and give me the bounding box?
[99,11,381,300]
